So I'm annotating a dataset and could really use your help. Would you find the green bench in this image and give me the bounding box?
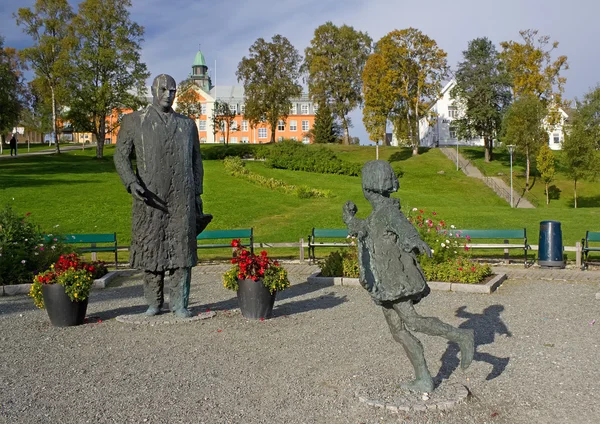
[446,228,530,267]
[197,228,254,254]
[45,233,118,268]
[308,228,350,262]
[581,231,600,270]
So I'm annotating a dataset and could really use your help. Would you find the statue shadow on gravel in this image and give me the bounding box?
[434,304,512,385]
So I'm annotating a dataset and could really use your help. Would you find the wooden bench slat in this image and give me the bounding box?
[447,229,526,239]
[43,233,118,268]
[196,228,254,255]
[312,229,349,238]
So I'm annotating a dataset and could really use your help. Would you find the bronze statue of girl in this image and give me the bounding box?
[343,160,474,393]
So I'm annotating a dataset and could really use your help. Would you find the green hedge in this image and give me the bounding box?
[265,140,362,176]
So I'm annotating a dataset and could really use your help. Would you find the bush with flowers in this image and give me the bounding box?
[406,207,491,283]
[29,253,108,309]
[0,205,72,285]
[222,239,290,294]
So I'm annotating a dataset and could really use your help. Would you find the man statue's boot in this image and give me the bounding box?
[143,271,164,316]
[169,267,193,318]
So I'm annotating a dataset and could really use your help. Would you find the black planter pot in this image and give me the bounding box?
[41,284,88,327]
[236,278,276,319]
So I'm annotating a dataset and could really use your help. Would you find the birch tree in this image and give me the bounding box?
[16,0,74,153]
[303,22,372,144]
[363,28,448,155]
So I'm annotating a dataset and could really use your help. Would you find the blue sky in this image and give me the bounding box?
[2,0,599,144]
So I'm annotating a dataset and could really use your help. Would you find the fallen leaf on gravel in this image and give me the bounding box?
[590,319,596,326]
[491,411,499,417]
[217,329,222,333]
[544,343,554,347]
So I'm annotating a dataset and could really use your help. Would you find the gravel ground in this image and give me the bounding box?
[0,265,599,424]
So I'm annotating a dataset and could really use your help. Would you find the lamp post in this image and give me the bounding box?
[507,144,515,208]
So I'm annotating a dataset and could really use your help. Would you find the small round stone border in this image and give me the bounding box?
[308,273,507,294]
[115,310,216,325]
[357,382,470,413]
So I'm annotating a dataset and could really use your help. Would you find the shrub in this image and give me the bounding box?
[319,246,359,278]
[0,205,71,285]
[200,144,259,160]
[421,258,492,284]
[223,156,331,199]
[265,141,362,176]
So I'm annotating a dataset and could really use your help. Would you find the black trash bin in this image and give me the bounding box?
[538,220,565,268]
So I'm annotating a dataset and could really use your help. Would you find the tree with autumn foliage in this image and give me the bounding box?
[302,22,372,144]
[362,53,392,156]
[451,37,512,162]
[501,95,548,190]
[236,35,302,143]
[175,79,203,118]
[536,144,555,205]
[66,0,149,159]
[16,0,75,154]
[500,29,568,128]
[362,28,449,155]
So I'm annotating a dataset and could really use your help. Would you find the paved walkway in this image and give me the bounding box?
[440,147,535,208]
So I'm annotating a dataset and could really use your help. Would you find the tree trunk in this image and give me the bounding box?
[525,150,530,192]
[546,182,549,205]
[270,126,276,144]
[484,137,493,162]
[51,86,60,154]
[341,116,350,145]
[96,116,105,159]
[226,124,230,145]
[375,142,379,160]
[574,179,578,209]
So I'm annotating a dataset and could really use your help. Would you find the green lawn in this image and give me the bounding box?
[1,144,599,262]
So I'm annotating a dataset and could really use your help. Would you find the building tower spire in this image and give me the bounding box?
[191,48,212,93]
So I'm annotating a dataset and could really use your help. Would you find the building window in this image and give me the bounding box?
[290,104,297,115]
[200,104,206,115]
[241,120,248,132]
[258,128,267,139]
[230,137,238,143]
[229,104,237,114]
[302,120,310,132]
[302,136,310,144]
[198,120,206,131]
[278,136,283,142]
[313,103,319,113]
[553,132,561,144]
[301,104,309,115]
[449,126,457,140]
[219,136,225,143]
[290,136,297,141]
[231,121,238,131]
[278,120,285,131]
[240,104,246,114]
[448,106,458,119]
[289,120,297,131]
[200,137,206,143]
[241,137,249,143]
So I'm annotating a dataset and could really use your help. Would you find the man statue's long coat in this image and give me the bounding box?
[114,105,204,271]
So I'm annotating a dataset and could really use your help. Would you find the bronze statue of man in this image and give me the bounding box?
[114,74,211,318]
[343,160,474,393]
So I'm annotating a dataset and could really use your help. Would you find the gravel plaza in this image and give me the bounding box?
[1,263,599,424]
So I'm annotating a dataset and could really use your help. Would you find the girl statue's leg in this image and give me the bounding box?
[382,304,434,393]
[393,301,474,369]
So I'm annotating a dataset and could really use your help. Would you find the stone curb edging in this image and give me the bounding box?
[307,273,507,294]
[115,310,216,325]
[357,383,470,413]
[1,270,122,296]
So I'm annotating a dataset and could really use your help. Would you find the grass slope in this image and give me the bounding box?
[1,144,598,261]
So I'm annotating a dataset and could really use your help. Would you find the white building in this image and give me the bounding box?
[391,80,569,151]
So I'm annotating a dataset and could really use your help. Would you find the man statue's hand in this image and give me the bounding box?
[130,182,148,202]
[343,201,357,224]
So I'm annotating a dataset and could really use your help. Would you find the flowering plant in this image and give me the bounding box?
[29,253,108,309]
[222,239,290,294]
